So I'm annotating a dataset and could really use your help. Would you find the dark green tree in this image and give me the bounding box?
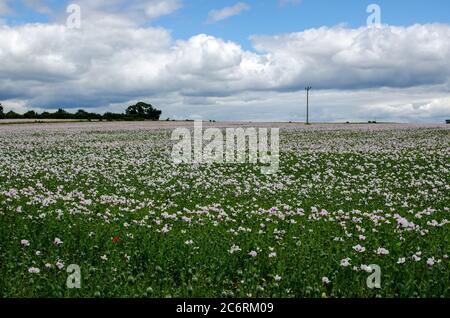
[53,108,70,119]
[126,102,161,120]
[75,109,89,119]
[39,112,51,119]
[0,103,162,121]
[23,110,39,119]
[5,111,22,119]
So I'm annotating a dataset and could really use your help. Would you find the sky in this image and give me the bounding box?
[0,0,450,122]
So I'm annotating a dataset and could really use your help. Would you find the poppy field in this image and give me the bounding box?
[0,122,449,298]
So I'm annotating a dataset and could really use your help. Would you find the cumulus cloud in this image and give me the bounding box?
[0,17,449,122]
[250,24,450,90]
[206,2,250,24]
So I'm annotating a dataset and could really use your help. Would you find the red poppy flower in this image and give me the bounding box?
[113,236,120,243]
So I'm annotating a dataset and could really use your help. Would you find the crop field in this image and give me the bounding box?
[0,122,449,298]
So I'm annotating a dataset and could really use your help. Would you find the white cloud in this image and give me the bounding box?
[250,24,450,90]
[145,0,183,19]
[206,2,250,24]
[0,19,449,122]
[40,0,183,27]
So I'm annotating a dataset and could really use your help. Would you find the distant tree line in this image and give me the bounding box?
[0,102,162,121]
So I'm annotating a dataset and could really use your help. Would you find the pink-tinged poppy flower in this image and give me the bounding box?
[376,247,389,256]
[54,237,63,245]
[340,258,351,267]
[56,260,64,270]
[353,244,366,253]
[229,245,241,254]
[426,257,436,267]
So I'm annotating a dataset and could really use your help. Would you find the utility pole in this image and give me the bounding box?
[305,86,312,125]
